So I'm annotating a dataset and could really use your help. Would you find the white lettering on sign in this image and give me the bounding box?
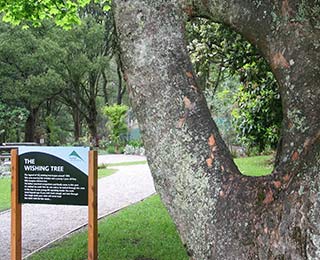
[23,159,64,172]
[24,165,50,172]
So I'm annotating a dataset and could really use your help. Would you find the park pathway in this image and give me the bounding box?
[0,155,155,260]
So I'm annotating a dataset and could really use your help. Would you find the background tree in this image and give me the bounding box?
[0,3,123,146]
[49,4,122,146]
[232,69,282,153]
[52,15,105,146]
[0,102,28,143]
[187,18,283,153]
[0,23,65,142]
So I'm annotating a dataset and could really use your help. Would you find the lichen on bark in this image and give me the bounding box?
[113,0,320,259]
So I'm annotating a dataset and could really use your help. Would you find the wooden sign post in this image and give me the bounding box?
[11,149,21,260]
[10,147,98,260]
[88,150,98,260]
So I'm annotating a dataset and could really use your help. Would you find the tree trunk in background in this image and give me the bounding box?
[72,107,81,143]
[114,0,320,259]
[45,100,52,145]
[87,74,99,147]
[116,55,126,105]
[88,118,98,147]
[102,71,109,105]
[24,107,39,142]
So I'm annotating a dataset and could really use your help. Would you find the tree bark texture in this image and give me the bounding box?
[114,1,320,259]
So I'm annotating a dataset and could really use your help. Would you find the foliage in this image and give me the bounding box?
[44,115,70,145]
[204,78,239,146]
[0,0,111,29]
[106,144,124,154]
[0,22,66,142]
[103,104,128,153]
[0,4,121,145]
[186,20,255,91]
[124,139,145,155]
[50,12,112,146]
[187,18,282,151]
[232,68,282,152]
[127,139,144,148]
[124,145,145,156]
[0,102,28,142]
[0,23,65,107]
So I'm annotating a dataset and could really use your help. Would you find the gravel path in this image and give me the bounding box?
[0,155,154,260]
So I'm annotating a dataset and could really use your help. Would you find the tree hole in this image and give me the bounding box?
[186,18,281,176]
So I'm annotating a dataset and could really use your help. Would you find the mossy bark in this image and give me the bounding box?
[113,0,320,259]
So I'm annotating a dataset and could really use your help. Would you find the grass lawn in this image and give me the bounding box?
[0,178,11,211]
[235,155,273,176]
[98,168,118,178]
[29,195,189,260]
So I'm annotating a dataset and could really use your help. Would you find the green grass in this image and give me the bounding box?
[0,178,11,211]
[235,155,273,176]
[28,195,189,260]
[98,168,117,178]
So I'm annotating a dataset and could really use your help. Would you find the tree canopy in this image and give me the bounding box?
[0,2,125,145]
[0,0,110,28]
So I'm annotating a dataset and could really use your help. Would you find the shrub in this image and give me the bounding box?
[103,104,129,154]
[124,145,145,156]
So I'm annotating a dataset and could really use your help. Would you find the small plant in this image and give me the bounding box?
[103,104,129,154]
[124,144,145,156]
[127,139,143,148]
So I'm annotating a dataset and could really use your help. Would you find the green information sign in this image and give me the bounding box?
[18,146,89,206]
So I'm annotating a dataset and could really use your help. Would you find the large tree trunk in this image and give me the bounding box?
[114,1,320,259]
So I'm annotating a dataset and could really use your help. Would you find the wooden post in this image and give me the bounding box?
[11,149,22,260]
[88,150,98,260]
